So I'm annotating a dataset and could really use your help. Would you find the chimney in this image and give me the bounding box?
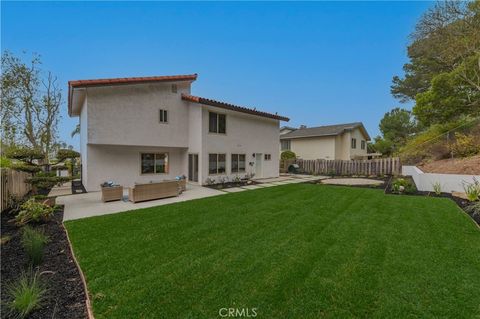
[300,125,307,129]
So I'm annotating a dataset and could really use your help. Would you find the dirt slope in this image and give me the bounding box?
[418,155,480,175]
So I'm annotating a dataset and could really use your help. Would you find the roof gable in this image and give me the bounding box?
[280,122,370,140]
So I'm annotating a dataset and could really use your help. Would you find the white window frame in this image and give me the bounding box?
[281,140,291,151]
[264,154,272,161]
[159,109,168,123]
[209,153,226,175]
[209,112,226,134]
[140,153,169,175]
[231,154,246,173]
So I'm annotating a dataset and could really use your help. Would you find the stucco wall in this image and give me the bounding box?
[86,82,191,147]
[85,144,187,191]
[349,127,368,159]
[402,165,480,192]
[200,105,280,183]
[291,136,336,160]
[79,96,88,187]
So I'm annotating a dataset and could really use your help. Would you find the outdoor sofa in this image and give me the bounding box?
[128,180,180,203]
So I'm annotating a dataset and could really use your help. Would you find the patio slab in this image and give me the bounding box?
[322,178,384,186]
[222,187,247,193]
[48,182,72,197]
[59,184,225,221]
[241,185,263,190]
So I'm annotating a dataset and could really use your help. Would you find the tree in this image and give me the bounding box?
[71,124,80,138]
[391,1,480,125]
[379,108,419,145]
[372,136,394,157]
[1,51,62,162]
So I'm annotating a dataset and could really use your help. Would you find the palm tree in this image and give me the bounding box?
[71,124,80,138]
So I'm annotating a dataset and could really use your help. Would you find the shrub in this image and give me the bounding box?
[451,133,479,157]
[281,150,296,160]
[5,270,47,318]
[463,178,480,202]
[391,178,417,194]
[432,182,442,195]
[56,149,80,161]
[5,147,45,163]
[466,201,480,217]
[21,226,49,266]
[10,163,42,174]
[26,176,71,191]
[16,199,54,225]
[1,156,12,168]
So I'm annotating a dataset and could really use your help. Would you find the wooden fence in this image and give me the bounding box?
[1,168,31,212]
[280,157,401,176]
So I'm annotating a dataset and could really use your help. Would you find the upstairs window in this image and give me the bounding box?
[281,140,291,150]
[141,153,168,174]
[231,154,246,173]
[351,138,357,149]
[159,109,168,123]
[171,84,177,93]
[361,140,366,150]
[209,112,226,134]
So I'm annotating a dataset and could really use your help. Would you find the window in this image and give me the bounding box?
[209,153,226,175]
[209,112,226,134]
[171,84,177,93]
[141,153,168,174]
[264,154,271,161]
[231,154,246,173]
[281,140,291,150]
[361,140,366,150]
[351,138,357,149]
[159,109,168,123]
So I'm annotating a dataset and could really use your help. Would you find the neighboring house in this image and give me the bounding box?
[68,74,289,191]
[279,122,371,160]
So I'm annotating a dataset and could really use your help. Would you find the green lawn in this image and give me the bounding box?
[65,184,480,319]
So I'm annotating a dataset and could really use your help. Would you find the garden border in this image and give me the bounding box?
[62,224,95,319]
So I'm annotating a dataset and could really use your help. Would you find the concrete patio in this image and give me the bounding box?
[59,174,328,221]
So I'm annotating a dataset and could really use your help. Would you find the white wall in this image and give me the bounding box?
[79,96,88,186]
[402,165,480,192]
[290,136,336,160]
[85,144,187,191]
[86,82,191,147]
[200,105,280,183]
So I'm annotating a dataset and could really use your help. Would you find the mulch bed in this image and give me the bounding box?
[1,207,88,319]
[206,180,260,190]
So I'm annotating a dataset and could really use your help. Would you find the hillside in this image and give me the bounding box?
[418,155,480,175]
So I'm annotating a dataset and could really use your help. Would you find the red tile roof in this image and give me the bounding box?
[181,94,289,122]
[68,74,198,88]
[68,74,197,115]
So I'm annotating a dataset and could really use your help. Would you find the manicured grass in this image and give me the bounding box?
[65,184,480,318]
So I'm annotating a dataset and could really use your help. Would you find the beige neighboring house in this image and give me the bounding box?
[68,74,289,191]
[280,122,371,160]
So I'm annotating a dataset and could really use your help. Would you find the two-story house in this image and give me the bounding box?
[68,74,289,191]
[279,122,371,160]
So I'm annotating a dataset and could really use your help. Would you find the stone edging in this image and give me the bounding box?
[61,223,95,319]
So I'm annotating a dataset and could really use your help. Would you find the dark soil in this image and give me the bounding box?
[206,180,260,190]
[1,208,88,319]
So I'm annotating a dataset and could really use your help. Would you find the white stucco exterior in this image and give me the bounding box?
[72,78,285,191]
[281,127,369,160]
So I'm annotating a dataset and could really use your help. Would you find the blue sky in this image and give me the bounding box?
[2,1,431,149]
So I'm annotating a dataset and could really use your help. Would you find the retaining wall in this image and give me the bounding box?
[402,166,480,192]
